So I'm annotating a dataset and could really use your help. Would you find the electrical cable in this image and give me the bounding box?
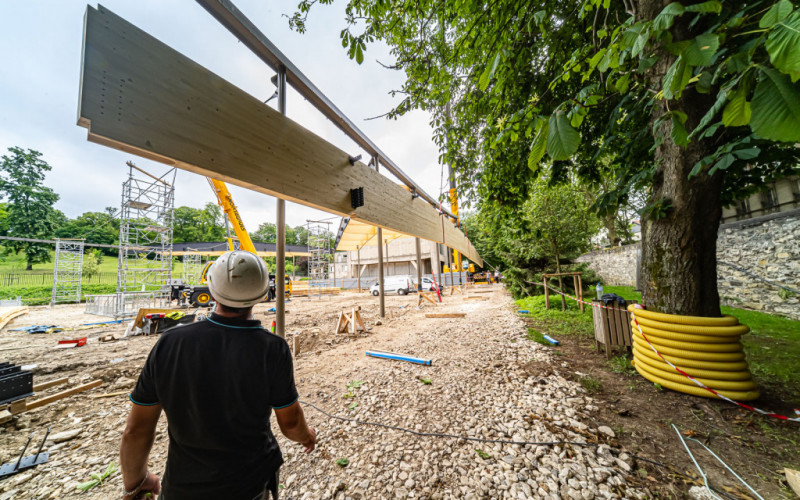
[300,400,739,498]
[673,424,721,500]
[685,437,764,500]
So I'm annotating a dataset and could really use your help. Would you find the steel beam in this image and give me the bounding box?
[194,0,458,222]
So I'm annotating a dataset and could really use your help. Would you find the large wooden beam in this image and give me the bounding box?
[77,6,482,265]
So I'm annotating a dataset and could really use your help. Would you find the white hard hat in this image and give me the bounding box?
[206,250,269,308]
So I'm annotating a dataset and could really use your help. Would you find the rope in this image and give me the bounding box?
[717,261,800,295]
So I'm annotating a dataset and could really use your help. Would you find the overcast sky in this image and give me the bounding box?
[0,0,446,232]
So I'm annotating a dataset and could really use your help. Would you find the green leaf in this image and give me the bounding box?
[653,3,685,31]
[632,32,649,57]
[685,1,722,14]
[355,43,364,64]
[671,118,689,146]
[546,111,580,160]
[722,86,752,127]
[682,34,719,66]
[662,56,692,99]
[689,89,727,139]
[336,458,350,467]
[479,52,502,92]
[759,0,794,29]
[750,68,800,142]
[710,153,735,174]
[766,11,800,74]
[734,147,760,160]
[528,119,549,172]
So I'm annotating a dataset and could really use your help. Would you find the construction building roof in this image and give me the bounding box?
[334,218,408,252]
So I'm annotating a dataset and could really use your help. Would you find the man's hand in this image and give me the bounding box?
[275,401,316,453]
[301,426,317,453]
[129,471,161,499]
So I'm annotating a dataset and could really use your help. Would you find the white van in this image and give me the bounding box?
[369,276,414,295]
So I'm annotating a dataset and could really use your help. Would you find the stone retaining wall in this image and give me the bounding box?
[576,209,800,319]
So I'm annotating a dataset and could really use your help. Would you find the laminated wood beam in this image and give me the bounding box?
[77,6,482,265]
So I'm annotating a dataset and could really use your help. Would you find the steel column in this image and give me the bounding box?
[415,237,422,292]
[275,67,287,338]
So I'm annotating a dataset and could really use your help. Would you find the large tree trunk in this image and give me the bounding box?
[638,0,724,317]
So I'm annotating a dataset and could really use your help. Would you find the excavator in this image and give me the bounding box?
[170,178,292,307]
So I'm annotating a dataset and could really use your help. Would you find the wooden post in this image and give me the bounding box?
[577,274,584,312]
[374,157,385,318]
[543,277,550,309]
[357,245,361,293]
[415,237,422,293]
[332,251,336,289]
[292,255,295,281]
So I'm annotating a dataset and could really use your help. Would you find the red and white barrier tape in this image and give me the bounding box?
[527,282,630,312]
[525,281,800,422]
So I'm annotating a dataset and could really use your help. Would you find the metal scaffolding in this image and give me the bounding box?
[50,238,85,305]
[182,253,202,284]
[306,220,332,297]
[87,163,176,317]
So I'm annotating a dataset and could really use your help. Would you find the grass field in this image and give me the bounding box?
[516,285,800,402]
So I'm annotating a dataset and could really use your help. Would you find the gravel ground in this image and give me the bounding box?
[0,287,654,499]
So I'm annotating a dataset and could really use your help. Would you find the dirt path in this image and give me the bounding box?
[0,288,655,499]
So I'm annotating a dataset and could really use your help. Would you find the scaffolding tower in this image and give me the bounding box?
[306,220,332,297]
[182,252,202,284]
[50,238,85,306]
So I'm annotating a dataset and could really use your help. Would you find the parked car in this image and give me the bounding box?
[417,277,444,292]
[369,275,414,295]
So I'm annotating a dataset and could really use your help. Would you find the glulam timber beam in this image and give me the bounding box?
[77,6,481,265]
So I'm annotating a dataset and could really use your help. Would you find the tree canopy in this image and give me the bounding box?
[292,0,800,315]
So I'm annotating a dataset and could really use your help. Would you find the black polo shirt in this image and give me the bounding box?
[130,313,298,499]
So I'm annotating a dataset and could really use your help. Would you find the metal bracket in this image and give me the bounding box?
[0,427,50,480]
[348,154,362,165]
[411,189,419,200]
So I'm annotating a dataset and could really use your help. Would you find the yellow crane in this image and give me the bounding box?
[170,179,291,307]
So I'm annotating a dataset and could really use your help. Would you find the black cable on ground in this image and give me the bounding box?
[299,402,739,499]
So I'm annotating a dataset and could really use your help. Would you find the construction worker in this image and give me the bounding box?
[120,250,316,500]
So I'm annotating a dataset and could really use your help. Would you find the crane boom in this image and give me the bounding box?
[206,178,256,253]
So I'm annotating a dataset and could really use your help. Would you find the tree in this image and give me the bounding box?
[56,211,119,255]
[525,178,601,307]
[0,147,60,270]
[83,249,103,279]
[173,204,226,243]
[293,0,800,316]
[250,222,277,243]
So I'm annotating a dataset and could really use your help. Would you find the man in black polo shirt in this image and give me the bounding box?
[120,250,316,499]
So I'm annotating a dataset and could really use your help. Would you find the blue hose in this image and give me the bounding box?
[542,334,560,346]
[366,351,432,365]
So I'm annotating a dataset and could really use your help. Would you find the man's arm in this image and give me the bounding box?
[120,403,163,499]
[274,402,316,452]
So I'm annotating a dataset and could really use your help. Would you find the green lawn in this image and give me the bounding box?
[517,285,800,402]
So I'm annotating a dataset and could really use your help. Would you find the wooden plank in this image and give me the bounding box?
[32,377,69,393]
[425,313,466,318]
[463,296,488,301]
[25,380,103,411]
[77,6,482,265]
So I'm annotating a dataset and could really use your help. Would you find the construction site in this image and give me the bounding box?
[2,1,800,499]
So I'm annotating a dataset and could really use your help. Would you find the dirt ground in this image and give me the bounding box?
[0,288,797,499]
[520,317,800,499]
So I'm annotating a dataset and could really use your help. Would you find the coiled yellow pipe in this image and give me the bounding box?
[628,305,758,401]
